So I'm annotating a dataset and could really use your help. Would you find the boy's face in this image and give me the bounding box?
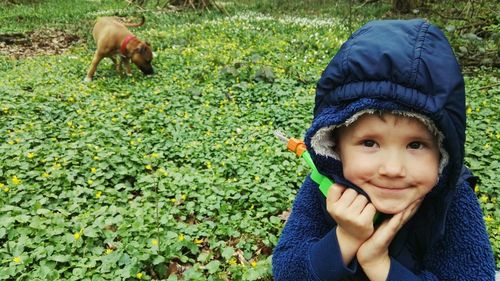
[336,113,440,214]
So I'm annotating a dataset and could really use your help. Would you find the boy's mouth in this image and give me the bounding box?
[369,182,411,192]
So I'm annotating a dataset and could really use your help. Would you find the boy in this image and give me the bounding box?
[272,19,495,280]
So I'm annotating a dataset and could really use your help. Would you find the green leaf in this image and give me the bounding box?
[221,247,234,261]
[152,255,165,265]
[205,260,221,274]
[49,255,70,263]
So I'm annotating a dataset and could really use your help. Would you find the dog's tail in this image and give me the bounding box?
[121,15,145,27]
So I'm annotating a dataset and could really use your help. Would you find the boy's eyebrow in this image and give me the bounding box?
[350,128,437,142]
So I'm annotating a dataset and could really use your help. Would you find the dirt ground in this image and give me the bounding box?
[0,29,83,59]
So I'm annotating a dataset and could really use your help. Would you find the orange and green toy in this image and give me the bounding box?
[274,131,333,197]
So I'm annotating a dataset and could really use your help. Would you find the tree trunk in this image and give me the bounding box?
[392,0,417,13]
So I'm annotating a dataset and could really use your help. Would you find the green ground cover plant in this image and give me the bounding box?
[0,0,498,279]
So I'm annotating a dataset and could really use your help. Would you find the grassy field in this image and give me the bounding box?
[0,0,498,279]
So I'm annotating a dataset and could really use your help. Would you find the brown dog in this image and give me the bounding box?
[85,16,154,82]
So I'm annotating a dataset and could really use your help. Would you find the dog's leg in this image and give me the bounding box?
[85,52,104,82]
[122,57,132,76]
[112,55,122,75]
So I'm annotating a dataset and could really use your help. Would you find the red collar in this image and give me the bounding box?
[120,35,136,56]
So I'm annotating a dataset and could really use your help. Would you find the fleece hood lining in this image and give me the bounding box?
[311,109,449,174]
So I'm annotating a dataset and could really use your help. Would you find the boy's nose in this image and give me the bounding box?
[378,153,406,177]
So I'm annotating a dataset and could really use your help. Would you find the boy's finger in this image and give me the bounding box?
[333,188,359,209]
[400,199,422,224]
[350,194,370,214]
[326,183,346,202]
[361,203,377,220]
[371,200,422,246]
[369,212,404,247]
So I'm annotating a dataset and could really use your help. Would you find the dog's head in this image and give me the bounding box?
[131,42,154,75]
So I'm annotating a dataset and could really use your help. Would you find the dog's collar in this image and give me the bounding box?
[120,35,136,57]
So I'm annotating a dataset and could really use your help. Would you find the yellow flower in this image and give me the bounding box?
[181,194,187,201]
[480,195,488,203]
[95,191,102,199]
[474,184,479,193]
[206,161,212,169]
[151,239,159,246]
[145,164,152,170]
[178,233,185,241]
[194,238,203,244]
[254,175,260,182]
[91,167,97,173]
[151,153,159,159]
[228,257,237,265]
[42,172,50,178]
[170,198,176,203]
[136,272,143,279]
[93,156,100,161]
[251,260,257,267]
[105,248,113,255]
[74,232,81,240]
[483,143,490,149]
[484,216,493,223]
[466,107,472,114]
[27,152,35,159]
[12,176,21,185]
[158,168,168,177]
[87,179,94,185]
[13,256,22,264]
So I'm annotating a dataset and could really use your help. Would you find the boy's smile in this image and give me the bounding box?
[336,112,441,214]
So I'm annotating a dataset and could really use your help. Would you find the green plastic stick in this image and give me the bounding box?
[301,151,333,197]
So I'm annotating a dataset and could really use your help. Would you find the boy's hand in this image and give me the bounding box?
[326,184,377,265]
[356,199,422,281]
[327,184,377,242]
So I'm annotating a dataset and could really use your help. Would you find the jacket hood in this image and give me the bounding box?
[304,19,466,244]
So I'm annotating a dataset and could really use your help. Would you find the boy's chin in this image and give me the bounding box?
[372,200,410,215]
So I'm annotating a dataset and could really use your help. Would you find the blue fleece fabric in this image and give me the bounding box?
[272,19,495,280]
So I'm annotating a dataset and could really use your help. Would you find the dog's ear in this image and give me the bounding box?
[135,46,146,54]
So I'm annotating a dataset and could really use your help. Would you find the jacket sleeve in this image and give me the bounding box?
[386,177,496,281]
[272,176,358,281]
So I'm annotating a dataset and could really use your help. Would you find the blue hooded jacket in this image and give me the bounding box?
[272,19,495,280]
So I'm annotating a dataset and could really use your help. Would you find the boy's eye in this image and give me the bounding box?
[408,141,423,149]
[362,140,377,147]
